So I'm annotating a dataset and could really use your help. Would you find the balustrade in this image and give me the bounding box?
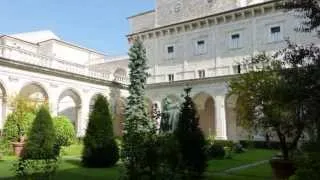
[0,45,128,84]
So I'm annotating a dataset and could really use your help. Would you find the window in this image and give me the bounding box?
[198,70,206,78]
[270,26,282,42]
[166,45,175,59]
[168,74,174,82]
[233,65,241,74]
[230,33,240,49]
[195,40,207,55]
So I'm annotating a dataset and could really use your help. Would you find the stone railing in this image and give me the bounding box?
[146,64,248,84]
[0,45,128,84]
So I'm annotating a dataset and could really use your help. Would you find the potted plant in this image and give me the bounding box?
[3,96,35,156]
[229,49,312,179]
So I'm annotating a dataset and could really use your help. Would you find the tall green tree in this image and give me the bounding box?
[284,0,320,34]
[82,94,119,167]
[122,38,157,179]
[229,52,309,160]
[174,87,207,178]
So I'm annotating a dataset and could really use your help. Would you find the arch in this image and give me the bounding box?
[19,82,48,104]
[161,94,181,110]
[113,97,126,137]
[193,92,215,136]
[0,81,7,130]
[114,68,127,82]
[57,88,82,133]
[114,68,127,76]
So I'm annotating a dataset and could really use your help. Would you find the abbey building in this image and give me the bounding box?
[0,0,318,140]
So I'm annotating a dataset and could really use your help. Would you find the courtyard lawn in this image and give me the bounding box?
[207,149,277,172]
[0,148,276,180]
[228,163,273,179]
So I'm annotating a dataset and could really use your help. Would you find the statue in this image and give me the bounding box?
[160,97,180,133]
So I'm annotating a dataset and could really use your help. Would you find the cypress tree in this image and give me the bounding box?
[22,106,56,160]
[82,94,119,167]
[122,38,157,179]
[174,87,207,178]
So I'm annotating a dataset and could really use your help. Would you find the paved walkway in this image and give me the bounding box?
[223,160,268,173]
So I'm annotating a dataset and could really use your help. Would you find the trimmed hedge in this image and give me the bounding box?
[53,116,76,147]
[214,140,234,148]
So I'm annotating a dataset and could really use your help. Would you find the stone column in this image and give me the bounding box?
[0,97,3,130]
[215,95,227,140]
[78,97,90,137]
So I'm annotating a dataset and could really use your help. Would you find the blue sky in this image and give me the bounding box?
[0,0,155,55]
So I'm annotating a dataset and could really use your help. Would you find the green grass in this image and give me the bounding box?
[229,163,273,179]
[207,149,277,172]
[61,144,83,157]
[0,147,276,180]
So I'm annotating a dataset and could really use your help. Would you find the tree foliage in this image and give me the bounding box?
[122,38,157,179]
[174,87,207,177]
[22,106,56,160]
[82,94,119,167]
[53,116,76,147]
[228,45,319,160]
[283,0,320,35]
[4,96,36,142]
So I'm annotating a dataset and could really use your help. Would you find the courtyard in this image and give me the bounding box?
[0,144,276,180]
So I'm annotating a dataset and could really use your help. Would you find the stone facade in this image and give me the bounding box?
[128,0,320,140]
[0,31,129,137]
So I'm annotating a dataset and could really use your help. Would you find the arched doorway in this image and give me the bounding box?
[58,89,81,133]
[19,82,48,105]
[161,94,181,131]
[0,82,7,130]
[193,92,215,136]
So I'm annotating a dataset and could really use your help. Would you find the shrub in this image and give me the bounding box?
[206,144,225,160]
[3,112,35,142]
[16,106,58,178]
[82,95,119,167]
[293,142,320,180]
[174,88,207,178]
[22,106,56,160]
[233,143,245,153]
[214,140,234,149]
[53,116,76,147]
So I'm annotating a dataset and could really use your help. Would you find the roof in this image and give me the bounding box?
[127,10,155,19]
[38,38,107,56]
[10,30,60,43]
[2,30,107,56]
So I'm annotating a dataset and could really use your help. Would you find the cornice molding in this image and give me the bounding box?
[127,0,281,41]
[0,57,127,90]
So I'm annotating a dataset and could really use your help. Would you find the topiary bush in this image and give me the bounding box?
[22,106,56,160]
[16,106,58,178]
[53,116,76,147]
[82,95,119,168]
[174,88,207,178]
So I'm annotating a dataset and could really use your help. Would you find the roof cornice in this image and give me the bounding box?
[127,0,281,39]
